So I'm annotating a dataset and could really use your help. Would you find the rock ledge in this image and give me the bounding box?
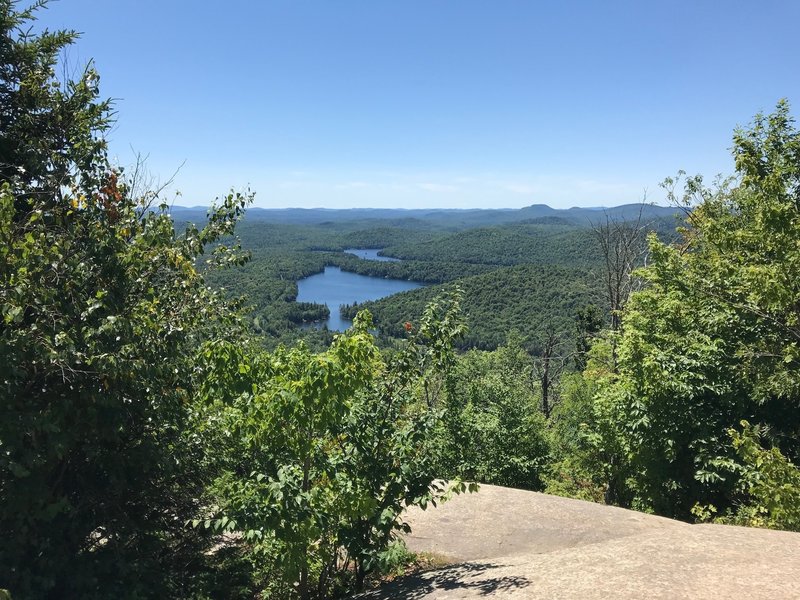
[358,484,800,599]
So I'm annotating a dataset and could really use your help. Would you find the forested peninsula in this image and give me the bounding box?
[2,2,799,599]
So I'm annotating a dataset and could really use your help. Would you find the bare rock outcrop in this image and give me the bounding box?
[358,484,800,599]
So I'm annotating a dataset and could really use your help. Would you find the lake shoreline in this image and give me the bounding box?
[296,251,424,331]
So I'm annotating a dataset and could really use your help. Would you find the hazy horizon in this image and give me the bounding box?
[171,202,642,212]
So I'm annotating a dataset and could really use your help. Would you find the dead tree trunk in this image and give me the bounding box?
[591,205,650,369]
[533,327,569,419]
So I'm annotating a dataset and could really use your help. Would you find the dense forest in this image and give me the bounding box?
[341,264,600,349]
[2,3,799,600]
[199,204,679,351]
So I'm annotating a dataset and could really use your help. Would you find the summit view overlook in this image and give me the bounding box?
[2,1,799,598]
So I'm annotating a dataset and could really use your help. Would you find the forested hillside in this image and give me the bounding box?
[385,223,600,266]
[343,264,601,350]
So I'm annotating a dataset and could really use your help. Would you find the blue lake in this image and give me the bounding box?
[296,266,422,331]
[343,248,400,262]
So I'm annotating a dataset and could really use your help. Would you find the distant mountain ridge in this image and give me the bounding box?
[171,203,681,229]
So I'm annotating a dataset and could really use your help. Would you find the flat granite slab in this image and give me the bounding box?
[357,484,800,599]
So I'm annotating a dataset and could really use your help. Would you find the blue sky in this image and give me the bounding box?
[39,1,800,209]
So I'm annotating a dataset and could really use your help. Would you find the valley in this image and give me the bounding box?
[197,202,679,351]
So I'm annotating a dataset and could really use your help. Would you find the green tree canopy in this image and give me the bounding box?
[0,2,252,596]
[0,0,111,200]
[597,100,800,519]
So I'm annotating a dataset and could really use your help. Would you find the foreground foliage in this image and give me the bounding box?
[0,3,248,596]
[433,337,550,490]
[201,295,469,599]
[0,4,469,598]
[583,101,800,521]
[694,421,800,532]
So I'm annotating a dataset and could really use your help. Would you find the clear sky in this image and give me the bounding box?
[38,0,800,209]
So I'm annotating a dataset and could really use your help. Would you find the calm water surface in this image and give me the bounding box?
[296,266,421,331]
[343,248,400,262]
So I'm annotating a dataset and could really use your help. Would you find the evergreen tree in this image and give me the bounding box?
[0,2,250,596]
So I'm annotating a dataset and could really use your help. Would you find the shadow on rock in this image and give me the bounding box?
[358,561,531,599]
